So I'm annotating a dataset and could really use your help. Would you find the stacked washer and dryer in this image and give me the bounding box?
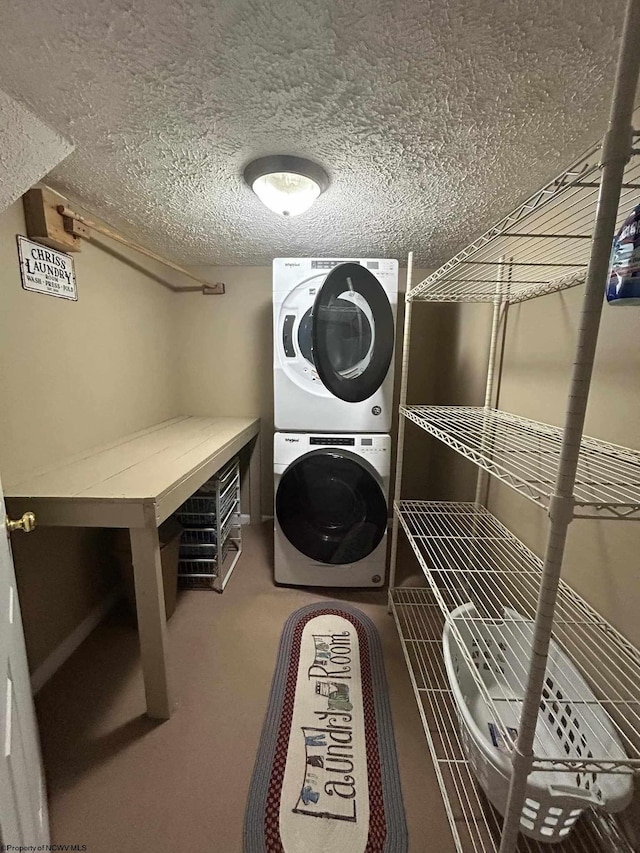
[273,258,399,587]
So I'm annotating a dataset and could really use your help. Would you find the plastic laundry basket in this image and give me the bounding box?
[443,603,634,843]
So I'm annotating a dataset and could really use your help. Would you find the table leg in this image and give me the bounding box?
[129,523,172,719]
[249,434,262,524]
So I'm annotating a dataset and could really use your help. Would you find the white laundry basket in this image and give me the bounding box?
[443,603,633,843]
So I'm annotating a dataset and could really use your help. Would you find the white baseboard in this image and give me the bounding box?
[31,585,123,695]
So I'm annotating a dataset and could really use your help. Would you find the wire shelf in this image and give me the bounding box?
[408,115,640,304]
[401,407,640,520]
[390,587,636,853]
[178,537,241,589]
[394,501,640,772]
[177,456,242,592]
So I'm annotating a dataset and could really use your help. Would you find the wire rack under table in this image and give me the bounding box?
[177,456,242,592]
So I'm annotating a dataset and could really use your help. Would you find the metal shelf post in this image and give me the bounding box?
[387,251,414,609]
[498,2,640,850]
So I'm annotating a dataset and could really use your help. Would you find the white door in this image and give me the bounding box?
[0,476,49,846]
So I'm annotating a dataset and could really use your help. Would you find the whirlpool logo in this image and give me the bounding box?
[284,437,300,443]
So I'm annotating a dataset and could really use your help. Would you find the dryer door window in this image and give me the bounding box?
[311,263,394,403]
[276,451,387,565]
[298,303,372,367]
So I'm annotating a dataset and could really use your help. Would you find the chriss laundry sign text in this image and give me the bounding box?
[17,235,77,301]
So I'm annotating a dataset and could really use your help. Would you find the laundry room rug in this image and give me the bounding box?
[244,601,407,853]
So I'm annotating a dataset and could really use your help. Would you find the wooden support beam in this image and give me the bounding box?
[23,187,83,253]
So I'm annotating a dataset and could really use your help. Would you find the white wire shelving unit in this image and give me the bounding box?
[388,3,640,851]
[394,501,640,772]
[400,408,640,521]
[390,587,636,853]
[407,134,640,307]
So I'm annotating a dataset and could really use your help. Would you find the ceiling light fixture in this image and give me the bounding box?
[244,155,329,217]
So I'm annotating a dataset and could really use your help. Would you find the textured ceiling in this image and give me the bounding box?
[0,0,632,267]
[0,87,72,212]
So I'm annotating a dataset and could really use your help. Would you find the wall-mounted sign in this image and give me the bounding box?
[16,235,77,301]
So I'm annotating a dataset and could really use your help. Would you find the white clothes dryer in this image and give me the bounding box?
[274,431,390,588]
[273,258,398,432]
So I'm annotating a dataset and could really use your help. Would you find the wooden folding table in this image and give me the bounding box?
[5,415,261,719]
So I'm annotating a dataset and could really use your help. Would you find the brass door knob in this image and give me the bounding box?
[6,512,37,533]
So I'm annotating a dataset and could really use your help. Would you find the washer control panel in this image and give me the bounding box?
[358,436,389,453]
[275,432,391,475]
[304,435,389,452]
[310,436,355,446]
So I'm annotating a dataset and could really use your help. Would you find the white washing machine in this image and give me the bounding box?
[273,258,398,432]
[274,432,390,587]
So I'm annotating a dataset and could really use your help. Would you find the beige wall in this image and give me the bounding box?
[489,287,640,649]
[0,199,181,670]
[416,301,494,503]
[1,237,431,670]
[175,267,273,511]
[175,265,435,513]
[420,286,640,650]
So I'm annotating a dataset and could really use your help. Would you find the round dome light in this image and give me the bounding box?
[244,155,329,217]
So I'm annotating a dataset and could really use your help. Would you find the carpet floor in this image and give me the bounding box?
[35,523,453,852]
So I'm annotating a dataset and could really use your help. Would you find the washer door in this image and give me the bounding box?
[311,263,394,403]
[276,450,387,565]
